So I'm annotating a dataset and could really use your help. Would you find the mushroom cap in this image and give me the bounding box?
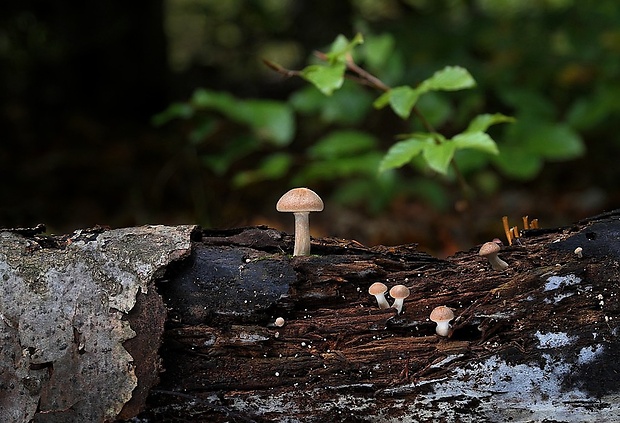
[389,284,410,300]
[276,188,324,213]
[430,305,454,322]
[368,282,388,296]
[274,317,285,327]
[479,241,501,257]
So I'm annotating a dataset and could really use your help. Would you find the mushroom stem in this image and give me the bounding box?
[374,294,390,309]
[392,298,405,314]
[489,255,509,271]
[293,212,311,256]
[435,321,451,337]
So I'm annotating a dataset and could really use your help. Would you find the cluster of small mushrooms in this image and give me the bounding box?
[368,282,454,337]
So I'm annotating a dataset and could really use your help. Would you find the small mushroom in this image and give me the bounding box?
[276,188,324,256]
[389,284,410,314]
[430,305,454,337]
[574,247,583,259]
[479,241,509,271]
[368,282,389,309]
[274,317,285,327]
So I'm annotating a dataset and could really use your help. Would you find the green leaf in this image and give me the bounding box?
[493,146,544,180]
[294,152,383,183]
[309,130,378,159]
[232,153,292,187]
[451,132,499,155]
[523,123,585,159]
[466,113,515,133]
[152,102,194,126]
[415,92,453,128]
[419,66,476,92]
[201,136,258,176]
[300,63,346,95]
[236,100,295,146]
[326,33,364,63]
[388,86,422,119]
[379,136,431,172]
[191,89,236,110]
[363,33,395,71]
[373,91,392,109]
[423,142,456,174]
[291,82,374,125]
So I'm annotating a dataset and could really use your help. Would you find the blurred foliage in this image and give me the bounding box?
[3,0,620,235]
[156,17,591,213]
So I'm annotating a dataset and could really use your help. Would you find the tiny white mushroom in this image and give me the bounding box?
[430,306,455,337]
[276,188,324,256]
[368,282,390,309]
[574,247,583,259]
[389,285,410,314]
[479,241,509,271]
[274,317,285,327]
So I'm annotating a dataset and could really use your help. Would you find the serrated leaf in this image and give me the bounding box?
[466,113,515,133]
[301,63,346,95]
[378,136,431,172]
[423,142,456,174]
[419,66,476,92]
[451,132,499,155]
[388,86,422,119]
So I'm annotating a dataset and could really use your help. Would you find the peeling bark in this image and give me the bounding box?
[0,225,195,422]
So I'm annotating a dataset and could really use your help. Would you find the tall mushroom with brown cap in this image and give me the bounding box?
[276,188,324,256]
[368,282,389,309]
[389,284,410,314]
[479,241,509,271]
[430,305,454,337]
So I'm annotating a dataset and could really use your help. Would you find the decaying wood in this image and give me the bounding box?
[1,212,620,422]
[144,213,620,422]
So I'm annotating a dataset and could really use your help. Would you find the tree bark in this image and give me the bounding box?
[2,211,620,422]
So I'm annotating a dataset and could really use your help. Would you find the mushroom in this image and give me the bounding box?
[479,241,509,271]
[574,247,583,259]
[274,317,285,327]
[368,282,390,309]
[429,305,454,337]
[276,188,324,256]
[389,284,410,314]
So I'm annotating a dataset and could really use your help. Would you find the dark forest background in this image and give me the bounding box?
[2,0,619,256]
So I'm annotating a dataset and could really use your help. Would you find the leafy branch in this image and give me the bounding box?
[265,33,514,196]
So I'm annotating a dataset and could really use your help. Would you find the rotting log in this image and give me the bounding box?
[1,212,620,422]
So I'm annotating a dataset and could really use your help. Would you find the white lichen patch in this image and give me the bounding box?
[0,225,195,422]
[535,331,576,349]
[227,346,620,422]
[577,344,604,365]
[545,274,582,291]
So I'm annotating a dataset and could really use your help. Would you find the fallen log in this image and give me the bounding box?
[1,211,620,422]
